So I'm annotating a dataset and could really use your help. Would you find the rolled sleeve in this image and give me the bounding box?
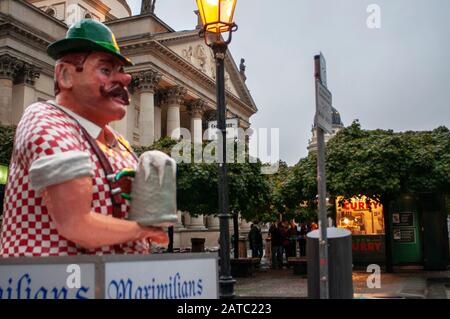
[29,150,94,191]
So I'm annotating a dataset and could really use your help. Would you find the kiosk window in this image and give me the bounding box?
[336,196,385,235]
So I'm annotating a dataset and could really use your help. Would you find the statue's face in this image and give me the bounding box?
[70,51,132,125]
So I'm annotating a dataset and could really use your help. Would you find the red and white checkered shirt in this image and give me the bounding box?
[0,101,149,257]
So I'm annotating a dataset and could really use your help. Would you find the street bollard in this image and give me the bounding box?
[307,227,353,299]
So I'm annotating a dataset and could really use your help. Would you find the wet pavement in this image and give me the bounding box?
[234,257,450,299]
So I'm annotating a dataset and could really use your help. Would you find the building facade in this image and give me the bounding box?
[0,0,259,250]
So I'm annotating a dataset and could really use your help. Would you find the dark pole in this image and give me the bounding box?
[314,55,330,299]
[233,212,239,259]
[168,226,174,253]
[213,41,235,299]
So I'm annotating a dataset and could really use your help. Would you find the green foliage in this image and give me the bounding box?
[326,121,450,200]
[326,121,403,200]
[133,137,177,157]
[267,161,291,214]
[268,157,319,222]
[280,121,450,213]
[0,124,16,165]
[399,126,450,194]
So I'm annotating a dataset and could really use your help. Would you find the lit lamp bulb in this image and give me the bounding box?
[197,0,237,34]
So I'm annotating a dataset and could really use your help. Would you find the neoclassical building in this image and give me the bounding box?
[0,0,259,250]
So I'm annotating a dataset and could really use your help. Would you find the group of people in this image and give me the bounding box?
[269,221,317,269]
[245,220,319,269]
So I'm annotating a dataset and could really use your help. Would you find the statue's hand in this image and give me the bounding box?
[138,225,169,247]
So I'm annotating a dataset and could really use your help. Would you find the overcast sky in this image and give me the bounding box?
[127,0,450,165]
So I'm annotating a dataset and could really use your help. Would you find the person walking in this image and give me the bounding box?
[288,221,298,258]
[248,222,263,260]
[280,221,290,267]
[269,222,283,269]
[298,223,308,257]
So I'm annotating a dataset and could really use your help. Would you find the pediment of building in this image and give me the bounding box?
[154,31,257,112]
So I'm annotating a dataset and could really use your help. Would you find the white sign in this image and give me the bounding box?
[104,258,218,299]
[315,80,333,134]
[207,118,240,140]
[0,264,95,299]
[0,254,218,299]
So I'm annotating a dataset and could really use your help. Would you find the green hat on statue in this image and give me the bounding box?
[47,19,133,66]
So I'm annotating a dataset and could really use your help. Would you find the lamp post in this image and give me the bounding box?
[196,0,238,299]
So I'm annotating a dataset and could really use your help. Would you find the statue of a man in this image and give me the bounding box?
[0,20,168,257]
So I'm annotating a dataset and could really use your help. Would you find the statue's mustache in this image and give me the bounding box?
[100,83,130,105]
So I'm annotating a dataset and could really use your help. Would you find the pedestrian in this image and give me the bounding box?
[248,221,263,260]
[280,221,290,266]
[288,221,298,258]
[269,222,283,269]
[298,222,308,257]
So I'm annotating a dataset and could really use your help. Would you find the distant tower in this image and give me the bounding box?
[141,0,156,14]
[307,107,344,153]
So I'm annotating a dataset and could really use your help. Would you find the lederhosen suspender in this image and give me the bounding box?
[80,127,125,218]
[80,130,140,254]
[50,103,138,218]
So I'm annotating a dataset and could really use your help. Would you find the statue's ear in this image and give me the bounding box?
[55,63,75,91]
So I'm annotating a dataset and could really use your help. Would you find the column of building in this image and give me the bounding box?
[0,54,20,124]
[189,99,221,231]
[206,215,221,231]
[161,85,186,140]
[154,96,162,141]
[12,62,40,124]
[240,215,252,234]
[159,86,204,230]
[174,211,185,230]
[0,54,41,125]
[132,69,161,147]
[183,212,206,230]
[188,99,206,144]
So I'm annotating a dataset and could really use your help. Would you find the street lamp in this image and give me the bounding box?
[196,0,238,299]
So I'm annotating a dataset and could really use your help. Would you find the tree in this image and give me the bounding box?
[325,121,450,272]
[326,121,450,201]
[279,121,450,222]
[0,124,16,165]
[277,156,319,222]
[326,121,403,202]
[399,127,450,194]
